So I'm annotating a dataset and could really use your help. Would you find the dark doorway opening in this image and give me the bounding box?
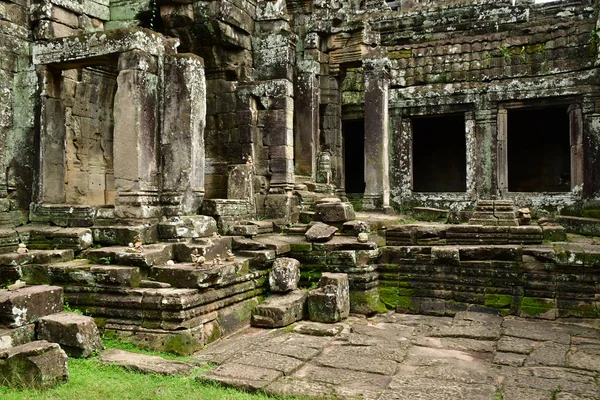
[412,114,467,192]
[342,119,365,193]
[508,106,570,192]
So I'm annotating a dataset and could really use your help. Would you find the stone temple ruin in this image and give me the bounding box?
[0,0,600,392]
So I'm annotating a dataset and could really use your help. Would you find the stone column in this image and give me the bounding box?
[113,50,161,220]
[362,56,390,210]
[161,53,206,216]
[37,66,66,204]
[294,59,320,180]
[568,104,584,191]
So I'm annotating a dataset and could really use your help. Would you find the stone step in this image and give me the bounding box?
[0,229,20,255]
[0,285,64,328]
[251,289,307,328]
[0,340,69,389]
[246,220,274,234]
[17,226,93,251]
[149,258,251,289]
[0,324,36,350]
[85,243,174,268]
[281,224,309,235]
[23,259,144,287]
[91,224,158,246]
[157,216,217,241]
[556,216,600,236]
[65,275,267,331]
[231,237,268,251]
[99,348,193,374]
[172,237,232,263]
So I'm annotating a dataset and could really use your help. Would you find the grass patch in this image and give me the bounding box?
[0,338,306,400]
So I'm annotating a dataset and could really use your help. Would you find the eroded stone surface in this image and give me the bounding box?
[37,312,102,358]
[99,348,193,374]
[197,313,600,400]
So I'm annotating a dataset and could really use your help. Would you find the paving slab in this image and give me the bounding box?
[195,312,600,400]
[99,349,193,375]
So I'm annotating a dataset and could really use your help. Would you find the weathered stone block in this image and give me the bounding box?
[229,224,259,236]
[0,341,68,389]
[305,223,337,243]
[315,202,355,223]
[0,325,36,350]
[158,216,217,240]
[251,289,307,328]
[37,312,102,358]
[0,286,63,328]
[99,349,193,374]
[308,273,350,323]
[269,257,300,293]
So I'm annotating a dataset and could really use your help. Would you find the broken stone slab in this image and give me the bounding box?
[305,223,338,243]
[0,285,63,328]
[246,220,274,234]
[315,202,355,223]
[307,273,350,323]
[139,279,171,288]
[0,340,68,389]
[232,237,268,251]
[292,321,345,336]
[0,249,75,267]
[37,312,102,358]
[157,216,218,241]
[86,243,174,268]
[199,362,283,391]
[269,257,300,292]
[251,289,307,328]
[99,348,193,374]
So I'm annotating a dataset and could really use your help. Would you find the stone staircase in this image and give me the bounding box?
[0,223,275,356]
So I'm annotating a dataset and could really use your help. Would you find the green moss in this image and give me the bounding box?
[350,291,387,314]
[378,286,399,309]
[397,288,415,297]
[396,295,417,312]
[289,243,312,252]
[484,294,513,309]
[389,49,412,59]
[582,209,600,219]
[519,297,555,316]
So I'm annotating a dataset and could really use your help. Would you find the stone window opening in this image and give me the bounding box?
[411,113,467,192]
[342,119,365,194]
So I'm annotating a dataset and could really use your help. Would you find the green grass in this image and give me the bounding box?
[0,339,305,400]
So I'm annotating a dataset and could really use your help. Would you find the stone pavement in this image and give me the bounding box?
[195,312,600,400]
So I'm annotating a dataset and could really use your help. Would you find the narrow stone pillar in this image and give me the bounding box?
[37,66,66,204]
[294,59,320,179]
[161,53,206,216]
[113,50,161,220]
[569,104,584,190]
[362,56,390,210]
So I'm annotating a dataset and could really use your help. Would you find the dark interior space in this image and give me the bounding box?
[342,119,365,193]
[412,114,467,192]
[508,106,570,192]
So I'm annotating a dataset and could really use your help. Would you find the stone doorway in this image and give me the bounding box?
[412,114,467,192]
[507,106,570,192]
[342,119,365,194]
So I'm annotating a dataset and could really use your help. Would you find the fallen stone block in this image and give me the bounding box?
[412,207,449,222]
[315,202,355,223]
[251,289,307,328]
[308,273,350,323]
[37,312,102,358]
[0,286,63,328]
[0,340,68,389]
[305,223,338,243]
[269,257,300,292]
[99,348,193,374]
[0,325,36,350]
[228,224,259,237]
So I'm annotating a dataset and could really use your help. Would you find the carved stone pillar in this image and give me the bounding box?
[362,56,390,210]
[161,53,206,216]
[113,50,161,220]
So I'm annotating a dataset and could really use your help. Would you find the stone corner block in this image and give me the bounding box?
[37,312,102,358]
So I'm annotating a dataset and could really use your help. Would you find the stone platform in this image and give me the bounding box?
[196,311,600,400]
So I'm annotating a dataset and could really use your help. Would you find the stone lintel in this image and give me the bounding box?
[33,27,179,67]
